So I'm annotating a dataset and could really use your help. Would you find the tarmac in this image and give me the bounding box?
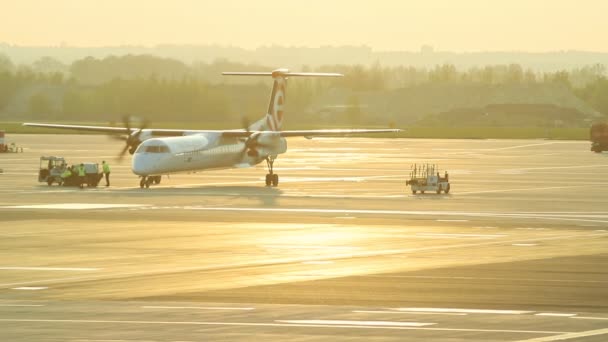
[1,134,608,341]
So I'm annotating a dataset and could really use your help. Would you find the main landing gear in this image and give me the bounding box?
[264,156,279,187]
[139,175,161,189]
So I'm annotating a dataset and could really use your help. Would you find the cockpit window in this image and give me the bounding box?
[136,145,170,153]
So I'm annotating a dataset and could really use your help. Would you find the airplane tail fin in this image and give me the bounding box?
[223,69,342,131]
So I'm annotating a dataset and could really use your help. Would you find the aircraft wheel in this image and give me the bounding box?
[265,174,272,186]
[154,176,161,185]
[272,174,279,187]
[139,177,146,188]
[412,189,417,195]
[145,178,153,189]
[445,184,450,194]
[437,186,442,194]
[421,190,425,194]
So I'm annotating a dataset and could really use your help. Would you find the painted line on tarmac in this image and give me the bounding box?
[0,267,100,272]
[393,308,532,315]
[277,319,434,327]
[0,318,569,334]
[301,261,334,265]
[362,275,607,284]
[502,164,608,173]
[535,313,577,317]
[12,287,48,291]
[172,206,608,224]
[0,304,45,307]
[415,233,505,239]
[517,327,608,341]
[353,310,467,316]
[142,306,254,311]
[483,142,561,151]
[456,185,595,195]
[4,203,148,210]
[570,316,608,321]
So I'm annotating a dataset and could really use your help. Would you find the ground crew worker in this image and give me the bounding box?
[60,167,72,186]
[78,163,86,188]
[102,160,111,186]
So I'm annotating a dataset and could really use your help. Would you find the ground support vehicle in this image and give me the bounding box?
[39,156,67,186]
[1,143,24,153]
[38,156,103,187]
[406,164,450,194]
[0,131,24,153]
[590,123,608,153]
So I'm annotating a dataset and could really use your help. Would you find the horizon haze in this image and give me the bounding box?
[2,0,608,52]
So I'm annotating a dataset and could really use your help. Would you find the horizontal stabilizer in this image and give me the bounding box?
[223,69,343,78]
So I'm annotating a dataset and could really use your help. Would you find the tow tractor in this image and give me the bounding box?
[590,122,608,153]
[406,164,450,194]
[38,156,103,187]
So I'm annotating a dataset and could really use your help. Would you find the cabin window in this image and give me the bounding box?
[139,145,170,153]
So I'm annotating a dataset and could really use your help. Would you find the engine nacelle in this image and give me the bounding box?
[128,130,154,154]
[248,132,287,157]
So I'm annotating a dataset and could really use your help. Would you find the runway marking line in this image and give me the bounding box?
[353,310,467,316]
[364,275,607,284]
[517,327,608,341]
[415,233,505,238]
[0,267,100,272]
[0,304,45,307]
[535,313,576,317]
[12,287,48,291]
[276,319,434,327]
[4,203,148,210]
[570,316,608,321]
[141,306,254,311]
[393,308,532,315]
[173,207,608,224]
[0,318,569,334]
[483,142,561,151]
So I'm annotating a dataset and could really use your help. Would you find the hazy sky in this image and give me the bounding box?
[2,0,607,51]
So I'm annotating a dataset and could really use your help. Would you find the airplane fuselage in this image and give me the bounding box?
[131,133,287,176]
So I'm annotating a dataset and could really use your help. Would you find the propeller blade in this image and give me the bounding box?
[242,116,252,133]
[110,135,128,142]
[122,115,132,133]
[117,143,129,161]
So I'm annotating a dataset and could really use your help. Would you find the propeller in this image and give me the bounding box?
[239,116,275,158]
[111,115,149,161]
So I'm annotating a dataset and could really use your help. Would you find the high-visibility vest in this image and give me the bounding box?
[78,166,86,177]
[61,169,72,178]
[103,163,110,173]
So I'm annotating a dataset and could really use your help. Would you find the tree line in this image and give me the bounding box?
[0,54,607,124]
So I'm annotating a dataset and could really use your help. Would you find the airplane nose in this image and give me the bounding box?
[132,154,154,175]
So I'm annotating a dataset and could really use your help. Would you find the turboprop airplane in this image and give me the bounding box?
[24,69,400,188]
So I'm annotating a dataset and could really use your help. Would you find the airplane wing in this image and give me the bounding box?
[23,123,131,134]
[22,123,230,136]
[275,129,401,137]
[221,128,401,138]
[23,123,400,138]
